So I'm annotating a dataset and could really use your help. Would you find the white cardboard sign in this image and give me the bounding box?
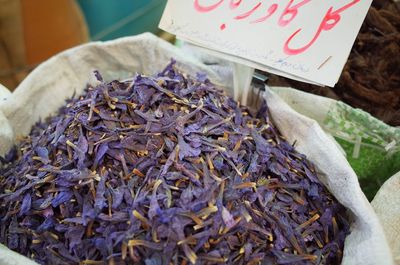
[159,0,372,87]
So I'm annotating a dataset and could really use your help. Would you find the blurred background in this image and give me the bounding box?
[0,0,169,90]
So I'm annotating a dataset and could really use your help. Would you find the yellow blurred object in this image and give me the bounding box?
[0,0,88,90]
[0,0,25,89]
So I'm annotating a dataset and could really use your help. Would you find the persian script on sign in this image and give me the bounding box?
[160,0,373,86]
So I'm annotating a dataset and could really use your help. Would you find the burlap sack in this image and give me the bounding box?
[0,33,393,264]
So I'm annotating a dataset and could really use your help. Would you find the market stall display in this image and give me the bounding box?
[0,61,349,264]
[0,34,393,265]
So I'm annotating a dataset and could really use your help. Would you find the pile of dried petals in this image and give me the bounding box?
[0,61,349,264]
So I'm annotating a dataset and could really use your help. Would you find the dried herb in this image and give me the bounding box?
[0,61,349,265]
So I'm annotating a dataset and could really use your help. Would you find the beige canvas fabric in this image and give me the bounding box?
[0,33,394,264]
[372,172,400,265]
[0,244,37,265]
[263,89,393,265]
[0,83,13,156]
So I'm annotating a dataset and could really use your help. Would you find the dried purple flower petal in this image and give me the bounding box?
[19,193,31,216]
[0,61,349,265]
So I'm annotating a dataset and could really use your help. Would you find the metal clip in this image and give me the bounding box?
[249,70,269,107]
